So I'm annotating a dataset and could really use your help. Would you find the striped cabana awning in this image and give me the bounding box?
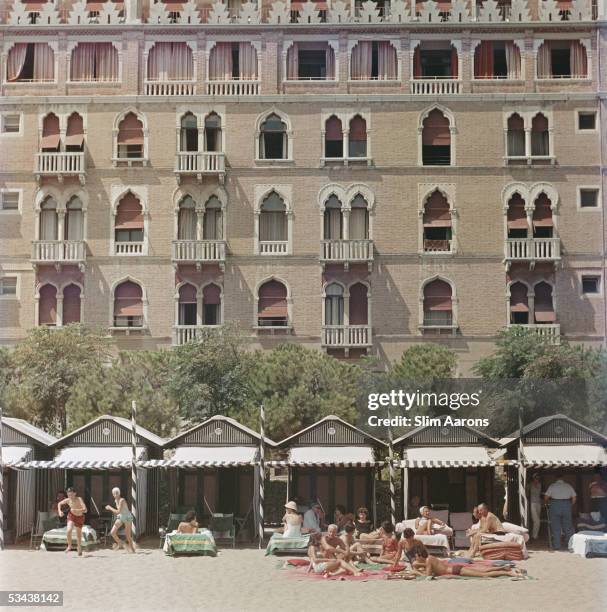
[269,446,382,467]
[520,445,607,468]
[2,446,33,468]
[401,446,496,468]
[26,446,146,470]
[139,446,257,468]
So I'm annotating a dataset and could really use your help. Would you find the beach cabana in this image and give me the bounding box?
[1,417,56,543]
[394,418,500,519]
[273,415,387,523]
[142,415,275,538]
[27,415,164,535]
[503,414,607,525]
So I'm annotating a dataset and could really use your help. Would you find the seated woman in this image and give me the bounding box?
[177,510,199,534]
[334,505,354,531]
[307,533,362,578]
[354,507,372,537]
[372,521,399,564]
[280,501,303,537]
[340,523,369,563]
[415,506,453,536]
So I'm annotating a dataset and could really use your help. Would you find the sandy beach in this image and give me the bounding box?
[1,545,606,612]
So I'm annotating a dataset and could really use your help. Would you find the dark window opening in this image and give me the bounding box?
[181,115,198,152]
[580,189,598,208]
[298,50,326,79]
[179,303,197,326]
[17,44,35,81]
[493,46,508,78]
[118,144,143,159]
[551,49,571,77]
[533,225,553,239]
[115,229,144,242]
[508,228,528,239]
[420,50,452,78]
[511,311,529,325]
[424,227,452,251]
[114,315,143,328]
[231,44,240,79]
[422,145,450,166]
[578,112,596,131]
[371,42,379,78]
[203,303,220,325]
[325,140,343,158]
[582,276,600,294]
[262,133,284,159]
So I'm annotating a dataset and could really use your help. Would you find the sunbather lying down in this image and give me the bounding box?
[420,555,523,579]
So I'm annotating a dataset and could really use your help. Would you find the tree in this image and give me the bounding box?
[390,344,457,380]
[6,325,109,434]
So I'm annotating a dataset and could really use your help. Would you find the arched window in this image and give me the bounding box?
[325,283,344,326]
[208,42,258,81]
[38,284,57,326]
[7,43,54,82]
[259,114,287,160]
[350,195,369,240]
[423,191,451,252]
[41,113,60,152]
[177,196,197,240]
[325,116,343,159]
[349,282,368,325]
[113,281,143,327]
[66,112,84,152]
[351,41,397,80]
[534,282,555,324]
[287,42,336,80]
[71,42,119,82]
[203,283,221,325]
[259,192,287,244]
[537,40,587,79]
[509,282,529,325]
[349,115,367,158]
[147,42,193,81]
[204,113,222,152]
[474,41,521,79]
[203,196,223,240]
[506,114,525,157]
[323,195,343,240]
[423,279,453,327]
[532,193,553,239]
[413,42,457,79]
[65,197,84,241]
[39,196,58,241]
[531,114,549,157]
[258,280,288,327]
[62,284,81,325]
[180,113,198,153]
[117,112,144,160]
[507,193,528,239]
[115,193,144,251]
[178,283,197,326]
[422,109,450,166]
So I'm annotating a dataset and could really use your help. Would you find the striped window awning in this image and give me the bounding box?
[139,446,258,468]
[401,446,496,468]
[2,446,33,467]
[26,446,146,470]
[269,446,380,467]
[521,445,607,468]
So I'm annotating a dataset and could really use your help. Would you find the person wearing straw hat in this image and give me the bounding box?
[281,501,303,538]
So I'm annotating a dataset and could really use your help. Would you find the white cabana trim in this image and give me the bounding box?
[268,445,380,467]
[400,446,496,468]
[26,446,146,469]
[140,446,258,468]
[521,445,607,467]
[2,446,33,467]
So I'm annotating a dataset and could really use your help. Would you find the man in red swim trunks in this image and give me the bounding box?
[57,487,87,556]
[423,555,519,578]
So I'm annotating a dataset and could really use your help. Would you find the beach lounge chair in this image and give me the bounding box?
[396,519,450,555]
[30,512,52,550]
[159,513,186,549]
[450,512,473,548]
[209,513,236,548]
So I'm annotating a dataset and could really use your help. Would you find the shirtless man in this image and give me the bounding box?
[423,555,519,579]
[321,524,346,559]
[466,503,504,558]
[340,523,368,563]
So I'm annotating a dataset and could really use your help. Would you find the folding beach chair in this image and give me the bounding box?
[235,505,253,542]
[209,513,236,548]
[30,512,57,549]
[450,512,473,549]
[159,513,186,549]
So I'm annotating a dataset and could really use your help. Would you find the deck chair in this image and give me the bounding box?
[30,512,54,549]
[235,505,253,543]
[209,513,236,548]
[450,512,473,549]
[429,509,454,547]
[159,513,186,549]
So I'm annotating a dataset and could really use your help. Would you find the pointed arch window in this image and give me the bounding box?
[423,191,452,252]
[203,283,222,325]
[325,116,343,159]
[177,196,197,240]
[509,282,529,325]
[259,114,288,160]
[180,113,198,152]
[62,284,82,325]
[203,196,223,240]
[422,109,451,166]
[324,283,344,326]
[258,280,288,327]
[38,284,57,326]
[423,279,453,327]
[178,283,197,326]
[113,281,143,328]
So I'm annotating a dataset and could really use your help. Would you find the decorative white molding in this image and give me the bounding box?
[179,0,203,25]
[478,0,502,22]
[9,2,29,26]
[298,1,322,23]
[450,0,470,22]
[358,0,382,23]
[268,1,291,24]
[328,0,351,23]
[389,0,411,22]
[68,1,89,25]
[148,1,170,24]
[419,0,441,23]
[208,1,231,24]
[539,0,561,22]
[510,0,531,22]
[39,3,61,25]
[238,2,261,24]
[98,1,121,25]
[570,0,592,20]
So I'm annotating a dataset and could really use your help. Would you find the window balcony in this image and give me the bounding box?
[507,323,561,344]
[173,324,221,346]
[206,80,260,96]
[35,152,85,184]
[114,241,144,255]
[321,325,372,348]
[423,239,453,254]
[172,240,226,267]
[259,241,289,255]
[174,152,226,182]
[320,239,373,270]
[320,156,372,167]
[505,238,560,265]
[144,80,196,96]
[31,240,86,268]
[411,78,461,95]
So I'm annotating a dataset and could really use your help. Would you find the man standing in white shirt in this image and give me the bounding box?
[544,473,576,550]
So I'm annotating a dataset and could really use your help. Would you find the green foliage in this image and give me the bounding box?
[390,344,457,381]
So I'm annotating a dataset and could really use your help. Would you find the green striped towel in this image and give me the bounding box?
[265,533,310,556]
[42,526,98,549]
[164,528,218,557]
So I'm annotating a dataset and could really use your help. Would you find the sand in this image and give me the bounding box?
[1,545,606,612]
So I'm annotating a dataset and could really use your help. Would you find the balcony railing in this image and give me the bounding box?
[423,239,452,253]
[115,241,144,255]
[144,80,196,96]
[35,152,85,178]
[508,323,561,343]
[322,325,372,348]
[175,152,225,175]
[505,238,560,261]
[172,240,226,263]
[259,241,288,255]
[320,239,373,262]
[411,78,461,95]
[173,325,221,346]
[206,80,260,96]
[31,240,85,263]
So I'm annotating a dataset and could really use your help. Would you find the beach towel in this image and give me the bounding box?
[480,541,524,561]
[164,529,217,557]
[480,533,528,558]
[569,531,607,558]
[266,533,310,556]
[41,525,98,550]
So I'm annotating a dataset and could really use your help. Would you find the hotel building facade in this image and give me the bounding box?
[0,0,605,373]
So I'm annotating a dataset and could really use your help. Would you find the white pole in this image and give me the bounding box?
[0,404,4,550]
[258,404,265,549]
[131,401,138,540]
